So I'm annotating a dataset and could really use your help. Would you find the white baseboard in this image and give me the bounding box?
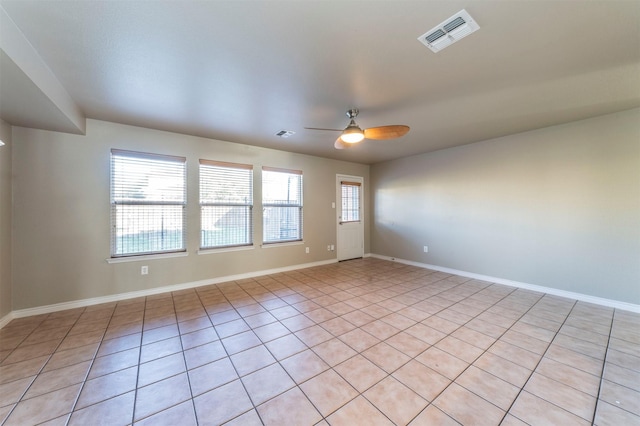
[4,254,637,329]
[0,312,14,329]
[369,254,640,313]
[4,258,338,325]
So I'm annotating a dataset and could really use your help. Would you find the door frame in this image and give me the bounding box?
[336,174,364,261]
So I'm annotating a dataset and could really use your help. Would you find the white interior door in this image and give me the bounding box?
[336,175,364,261]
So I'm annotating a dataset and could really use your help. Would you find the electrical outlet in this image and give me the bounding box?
[423,246,429,253]
[141,266,148,275]
[305,247,310,254]
[327,245,331,251]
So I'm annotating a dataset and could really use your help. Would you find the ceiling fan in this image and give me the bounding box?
[305,109,410,149]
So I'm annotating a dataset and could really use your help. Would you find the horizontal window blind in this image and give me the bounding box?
[262,167,303,243]
[262,166,303,175]
[341,181,361,223]
[200,160,253,249]
[110,150,186,257]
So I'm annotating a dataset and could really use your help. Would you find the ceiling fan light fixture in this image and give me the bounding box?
[340,120,365,143]
[307,107,409,150]
[341,129,365,143]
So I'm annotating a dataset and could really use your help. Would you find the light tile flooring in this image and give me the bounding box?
[1,258,639,425]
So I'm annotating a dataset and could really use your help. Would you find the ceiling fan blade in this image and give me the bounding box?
[334,138,352,150]
[364,125,410,140]
[305,127,342,132]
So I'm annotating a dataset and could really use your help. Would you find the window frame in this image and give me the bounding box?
[262,166,304,245]
[199,159,254,250]
[110,149,187,258]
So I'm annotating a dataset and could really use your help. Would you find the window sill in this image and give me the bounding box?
[261,240,304,249]
[198,245,255,255]
[106,251,189,264]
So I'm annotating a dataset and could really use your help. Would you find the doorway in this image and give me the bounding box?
[336,175,364,261]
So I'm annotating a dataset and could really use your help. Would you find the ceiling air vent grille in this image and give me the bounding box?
[275,130,295,138]
[425,29,446,44]
[443,16,466,33]
[418,9,480,53]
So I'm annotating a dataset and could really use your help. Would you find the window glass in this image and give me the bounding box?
[341,181,361,223]
[111,150,186,257]
[200,160,253,249]
[262,167,303,243]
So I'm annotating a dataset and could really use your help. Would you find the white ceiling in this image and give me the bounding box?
[1,0,639,164]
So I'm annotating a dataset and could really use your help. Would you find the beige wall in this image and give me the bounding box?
[0,120,12,318]
[12,120,370,310]
[371,108,640,305]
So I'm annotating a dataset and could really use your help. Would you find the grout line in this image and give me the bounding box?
[129,298,147,425]
[5,306,96,426]
[196,279,272,424]
[495,298,578,424]
[246,283,329,423]
[499,299,617,424]
[170,292,201,426]
[591,308,616,424]
[282,269,523,424]
[0,314,55,424]
[403,280,530,424]
[64,306,116,426]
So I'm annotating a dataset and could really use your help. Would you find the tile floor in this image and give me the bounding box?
[1,258,639,425]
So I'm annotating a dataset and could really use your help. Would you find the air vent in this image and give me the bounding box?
[417,9,480,53]
[425,29,446,44]
[443,16,466,33]
[275,130,295,138]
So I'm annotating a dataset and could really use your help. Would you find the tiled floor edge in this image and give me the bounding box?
[2,258,340,329]
[369,254,640,314]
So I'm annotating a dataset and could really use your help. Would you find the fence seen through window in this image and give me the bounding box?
[200,160,253,249]
[110,150,186,257]
[262,167,303,243]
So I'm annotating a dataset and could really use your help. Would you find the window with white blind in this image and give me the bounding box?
[110,149,186,257]
[200,160,253,249]
[262,167,303,244]
[341,180,361,223]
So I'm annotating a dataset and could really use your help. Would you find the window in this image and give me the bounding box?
[340,180,361,223]
[110,149,186,257]
[200,160,253,249]
[262,167,303,243]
